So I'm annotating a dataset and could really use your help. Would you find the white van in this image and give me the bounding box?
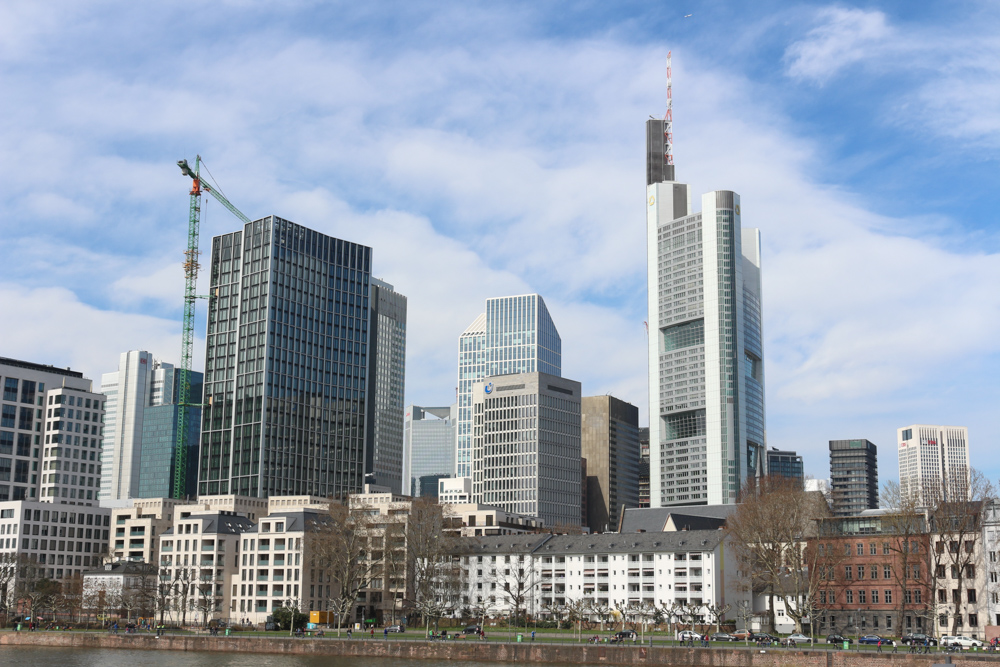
[941,636,983,649]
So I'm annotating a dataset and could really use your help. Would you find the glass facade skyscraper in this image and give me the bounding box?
[456,294,561,478]
[402,404,456,496]
[199,216,372,499]
[646,119,767,507]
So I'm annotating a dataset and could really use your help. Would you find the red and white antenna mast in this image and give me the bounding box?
[663,51,674,168]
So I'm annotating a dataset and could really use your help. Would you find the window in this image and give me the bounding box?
[3,378,18,402]
[872,589,879,603]
[0,406,15,428]
[883,542,890,555]
[846,590,854,604]
[857,543,864,556]
[859,590,866,604]
[968,589,977,603]
[969,614,978,627]
[885,590,892,604]
[858,565,865,580]
[884,565,891,579]
[914,590,921,604]
[820,591,827,604]
[845,566,852,580]
[870,564,878,579]
[870,543,877,555]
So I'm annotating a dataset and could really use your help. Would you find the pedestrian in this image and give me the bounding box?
[531,630,536,642]
[347,628,352,639]
[923,638,930,654]
[892,639,898,654]
[877,639,883,653]
[370,627,375,639]
[384,627,388,640]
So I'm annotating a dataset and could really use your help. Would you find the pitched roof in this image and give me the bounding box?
[451,530,724,556]
[619,505,739,533]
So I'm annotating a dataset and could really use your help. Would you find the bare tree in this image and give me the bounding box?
[736,600,754,643]
[879,480,933,637]
[493,552,538,631]
[564,597,594,641]
[308,501,380,635]
[171,566,195,626]
[925,468,993,636]
[408,498,454,631]
[725,476,831,633]
[705,602,732,633]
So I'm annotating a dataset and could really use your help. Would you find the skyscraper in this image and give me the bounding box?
[829,439,878,516]
[199,215,372,499]
[100,351,202,500]
[646,118,766,507]
[471,372,581,527]
[581,395,640,533]
[897,425,970,506]
[365,278,406,494]
[402,404,456,496]
[456,294,561,478]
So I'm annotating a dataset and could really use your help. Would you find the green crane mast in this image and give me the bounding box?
[174,156,250,499]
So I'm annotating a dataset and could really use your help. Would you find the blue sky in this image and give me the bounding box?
[1,1,998,484]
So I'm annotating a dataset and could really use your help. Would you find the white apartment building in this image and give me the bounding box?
[451,531,742,623]
[109,497,185,563]
[897,425,970,506]
[439,476,471,504]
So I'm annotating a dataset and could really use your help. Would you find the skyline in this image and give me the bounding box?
[1,1,998,486]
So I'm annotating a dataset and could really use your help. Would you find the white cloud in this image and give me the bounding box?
[784,7,893,83]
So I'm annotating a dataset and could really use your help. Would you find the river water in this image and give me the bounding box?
[0,647,512,667]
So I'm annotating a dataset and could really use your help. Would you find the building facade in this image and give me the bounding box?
[402,404,455,496]
[456,295,561,479]
[100,351,202,501]
[638,426,650,508]
[581,395,640,534]
[199,216,372,499]
[471,372,581,527]
[645,121,766,507]
[766,447,804,481]
[897,425,970,506]
[365,278,406,494]
[829,439,879,516]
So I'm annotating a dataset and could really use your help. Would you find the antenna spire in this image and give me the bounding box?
[664,51,674,168]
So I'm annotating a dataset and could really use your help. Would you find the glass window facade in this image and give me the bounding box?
[456,295,561,478]
[200,216,372,499]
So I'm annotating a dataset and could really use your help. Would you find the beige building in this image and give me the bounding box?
[110,497,183,563]
[581,395,640,534]
[443,503,543,536]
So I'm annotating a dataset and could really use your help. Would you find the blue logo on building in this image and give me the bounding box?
[484,382,494,394]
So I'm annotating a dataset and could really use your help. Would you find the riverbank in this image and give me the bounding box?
[1,630,996,666]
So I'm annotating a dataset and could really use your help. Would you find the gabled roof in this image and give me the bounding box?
[618,505,738,533]
[451,530,725,556]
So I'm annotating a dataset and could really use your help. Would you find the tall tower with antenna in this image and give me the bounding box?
[645,52,768,507]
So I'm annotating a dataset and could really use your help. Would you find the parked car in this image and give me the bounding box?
[676,630,700,642]
[901,633,937,646]
[385,625,404,633]
[941,636,983,649]
[732,629,753,641]
[463,625,482,635]
[785,633,814,645]
[710,632,734,642]
[754,633,779,644]
[826,634,853,645]
[610,630,637,644]
[858,635,884,645]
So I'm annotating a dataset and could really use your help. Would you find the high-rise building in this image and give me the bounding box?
[897,425,970,506]
[581,395,640,534]
[471,372,581,527]
[638,426,650,508]
[766,447,804,481]
[100,351,202,500]
[829,439,878,516]
[365,278,406,494]
[1,357,106,506]
[456,294,561,478]
[646,118,766,507]
[402,404,456,496]
[199,215,372,499]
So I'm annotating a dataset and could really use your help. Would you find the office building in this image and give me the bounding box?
[766,447,804,481]
[638,426,650,508]
[581,395,640,533]
[897,424,970,506]
[402,404,455,496]
[456,294,561,478]
[100,351,202,500]
[199,215,372,499]
[646,118,766,507]
[365,278,406,494]
[1,357,106,506]
[471,371,581,527]
[829,439,878,516]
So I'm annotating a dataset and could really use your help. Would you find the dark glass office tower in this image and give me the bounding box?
[829,439,878,516]
[199,215,372,499]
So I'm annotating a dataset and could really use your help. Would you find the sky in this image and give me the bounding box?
[1,0,998,485]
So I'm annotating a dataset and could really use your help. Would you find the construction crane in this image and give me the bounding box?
[174,156,250,499]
